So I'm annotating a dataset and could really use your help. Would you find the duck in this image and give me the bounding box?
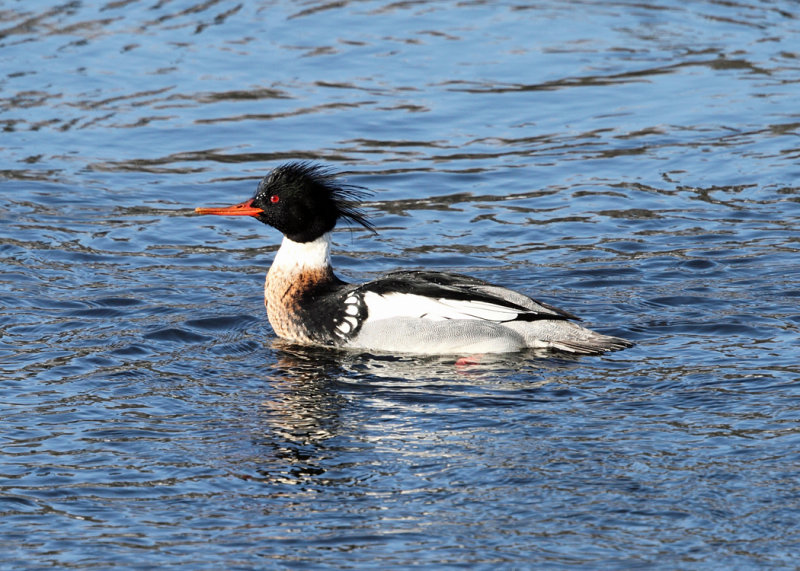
[195,161,633,356]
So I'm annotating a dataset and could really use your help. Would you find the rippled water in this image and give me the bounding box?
[2,0,799,568]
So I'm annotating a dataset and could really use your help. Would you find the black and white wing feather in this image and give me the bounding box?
[354,270,578,323]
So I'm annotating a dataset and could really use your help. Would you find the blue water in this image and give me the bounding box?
[2,0,799,568]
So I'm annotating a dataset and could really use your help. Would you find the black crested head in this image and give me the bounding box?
[250,161,375,243]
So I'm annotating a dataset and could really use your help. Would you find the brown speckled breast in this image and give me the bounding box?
[264,265,339,344]
[265,266,321,343]
[264,263,368,347]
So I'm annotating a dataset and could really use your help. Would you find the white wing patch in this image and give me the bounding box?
[362,291,522,323]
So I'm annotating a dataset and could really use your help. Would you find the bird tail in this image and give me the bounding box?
[507,320,634,355]
[546,332,634,355]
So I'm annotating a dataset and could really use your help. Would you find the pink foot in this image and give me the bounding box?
[455,354,483,367]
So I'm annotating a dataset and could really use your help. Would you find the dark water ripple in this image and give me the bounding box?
[2,0,800,568]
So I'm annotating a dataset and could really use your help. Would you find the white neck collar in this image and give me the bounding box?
[271,232,332,272]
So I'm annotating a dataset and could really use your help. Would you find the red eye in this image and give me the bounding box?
[270,195,280,203]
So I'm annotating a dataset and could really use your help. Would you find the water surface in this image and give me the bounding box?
[1,0,799,568]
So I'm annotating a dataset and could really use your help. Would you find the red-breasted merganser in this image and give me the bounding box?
[195,162,633,355]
